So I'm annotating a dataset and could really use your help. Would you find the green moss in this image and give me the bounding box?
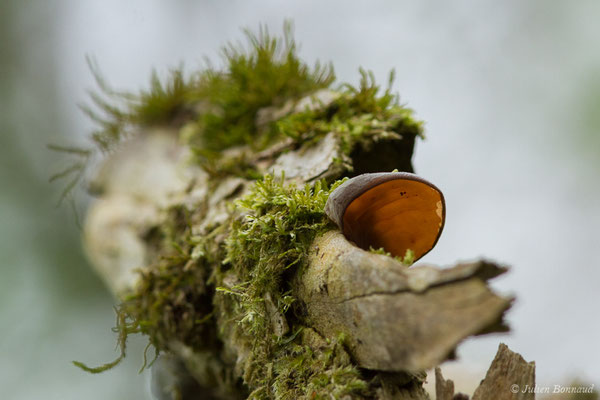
[199,150,263,183]
[399,249,415,266]
[276,68,423,160]
[368,246,390,257]
[217,173,336,344]
[77,176,371,398]
[266,332,368,399]
[121,205,219,351]
[77,22,424,399]
[81,23,420,188]
[82,58,200,152]
[190,22,334,153]
[83,22,333,154]
[47,144,92,205]
[74,205,216,374]
[369,246,415,266]
[195,69,423,184]
[214,174,371,398]
[72,308,140,373]
[222,174,337,309]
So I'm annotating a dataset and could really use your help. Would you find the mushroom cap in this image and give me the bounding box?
[325,172,445,261]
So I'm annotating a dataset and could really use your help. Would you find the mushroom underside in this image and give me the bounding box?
[341,179,444,260]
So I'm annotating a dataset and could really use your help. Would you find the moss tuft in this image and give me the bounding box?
[83,22,334,154]
[277,68,422,162]
[119,205,219,352]
[190,22,335,153]
[214,174,370,398]
[72,307,140,373]
[195,68,423,183]
[267,332,369,399]
[81,58,200,152]
[74,205,218,374]
[222,174,338,308]
[79,23,420,185]
[369,246,416,266]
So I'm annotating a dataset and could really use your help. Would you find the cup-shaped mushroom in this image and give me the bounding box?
[325,172,445,261]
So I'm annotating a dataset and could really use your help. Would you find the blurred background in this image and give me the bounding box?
[1,1,598,398]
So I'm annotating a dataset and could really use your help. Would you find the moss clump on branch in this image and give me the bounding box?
[214,174,372,398]
[83,22,334,153]
[197,70,423,183]
[266,332,369,399]
[80,175,369,398]
[73,205,213,373]
[77,22,427,399]
[277,69,423,151]
[191,24,334,153]
[221,174,338,327]
[200,174,373,398]
[121,205,216,352]
[81,60,195,152]
[82,22,421,178]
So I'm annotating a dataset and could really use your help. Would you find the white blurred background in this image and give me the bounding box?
[1,1,598,398]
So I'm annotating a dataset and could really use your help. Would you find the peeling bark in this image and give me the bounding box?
[472,343,536,400]
[296,231,512,372]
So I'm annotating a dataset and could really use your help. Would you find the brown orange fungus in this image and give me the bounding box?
[325,172,445,262]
